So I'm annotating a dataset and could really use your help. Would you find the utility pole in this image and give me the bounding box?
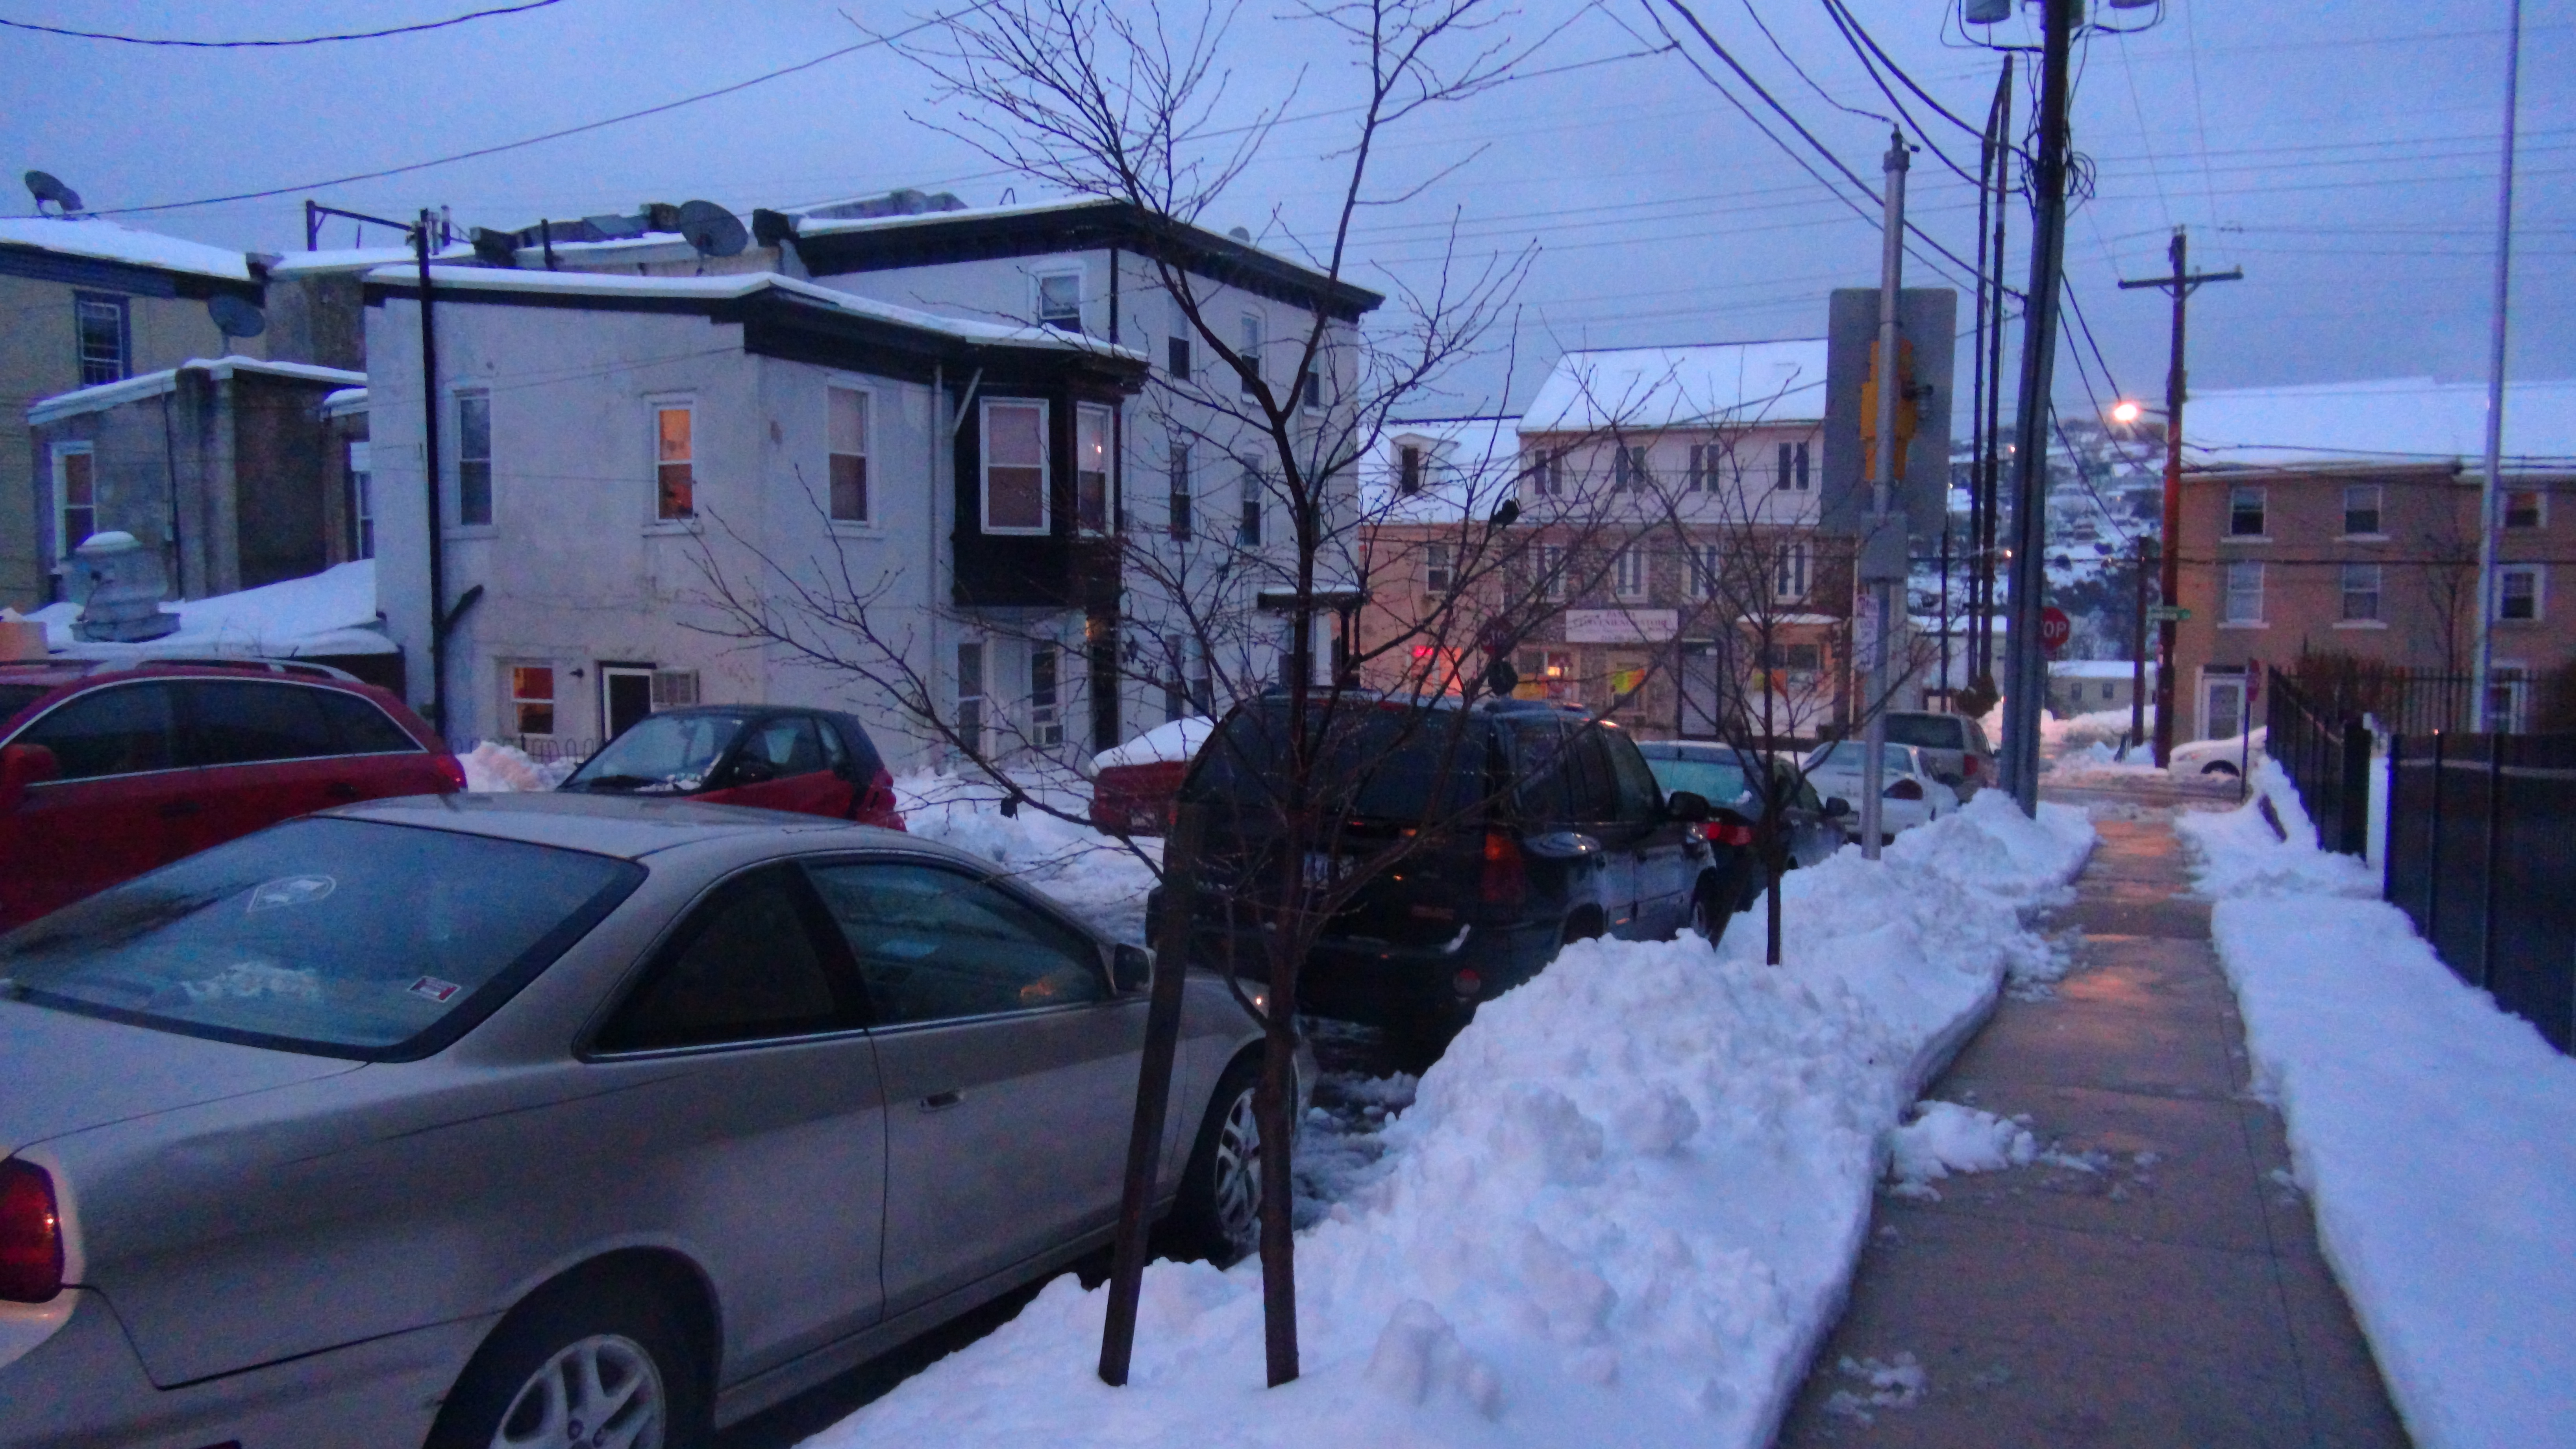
[1976,58,2014,714]
[2128,535,2151,755]
[2121,228,2241,767]
[415,211,448,736]
[2000,0,2074,815]
[1860,129,1910,860]
[2472,0,2525,733]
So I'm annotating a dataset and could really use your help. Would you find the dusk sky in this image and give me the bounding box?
[4,0,2567,421]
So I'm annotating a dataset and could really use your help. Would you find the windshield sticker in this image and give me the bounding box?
[407,975,463,1004]
[247,874,337,914]
[180,961,322,1004]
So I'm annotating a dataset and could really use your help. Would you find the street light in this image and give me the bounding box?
[2109,398,2143,425]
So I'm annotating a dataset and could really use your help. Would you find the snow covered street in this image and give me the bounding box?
[795,793,2093,1449]
[2179,765,2576,1449]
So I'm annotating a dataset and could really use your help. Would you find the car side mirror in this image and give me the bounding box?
[1823,796,1852,819]
[1665,789,1710,823]
[729,757,779,787]
[1112,943,1153,993]
[0,743,59,812]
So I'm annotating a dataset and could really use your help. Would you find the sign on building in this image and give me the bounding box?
[1564,609,1679,643]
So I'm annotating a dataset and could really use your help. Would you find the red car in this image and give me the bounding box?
[554,704,906,828]
[0,658,464,929]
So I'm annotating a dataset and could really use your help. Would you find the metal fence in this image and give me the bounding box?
[456,735,600,765]
[2265,667,2371,856]
[2385,731,2576,1053]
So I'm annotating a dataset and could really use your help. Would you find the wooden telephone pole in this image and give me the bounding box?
[2120,228,2240,767]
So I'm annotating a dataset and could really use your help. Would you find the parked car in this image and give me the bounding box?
[1088,717,1213,836]
[2169,727,2266,779]
[0,658,462,930]
[1163,695,1730,1041]
[1634,740,1851,909]
[557,704,905,829]
[0,793,1293,1447]
[1800,739,1954,845]
[1880,710,1996,800]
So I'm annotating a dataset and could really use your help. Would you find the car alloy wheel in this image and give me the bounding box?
[492,1332,665,1449]
[1209,1084,1263,1261]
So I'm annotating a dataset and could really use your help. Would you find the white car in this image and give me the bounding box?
[2169,728,2266,779]
[1799,740,1954,845]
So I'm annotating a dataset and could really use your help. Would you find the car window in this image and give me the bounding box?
[1185,703,1483,824]
[744,715,825,776]
[0,817,640,1058]
[180,681,338,767]
[596,865,850,1051]
[805,861,1105,1025]
[0,684,52,727]
[817,717,849,773]
[15,682,178,780]
[1561,729,1623,823]
[1882,715,1963,750]
[1645,756,1751,809]
[1510,722,1569,821]
[314,690,421,755]
[1602,732,1664,822]
[563,712,750,794]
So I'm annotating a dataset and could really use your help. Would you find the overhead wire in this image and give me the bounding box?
[0,0,564,48]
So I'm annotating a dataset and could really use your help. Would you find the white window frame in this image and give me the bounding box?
[2223,559,2265,624]
[1073,402,1113,537]
[2199,667,2248,742]
[827,384,872,526]
[2498,564,2544,622]
[2227,485,2267,539]
[1029,640,1064,748]
[1528,450,1563,498]
[1035,269,1084,332]
[649,398,695,526]
[1236,465,1264,547]
[1238,312,1265,400]
[1613,545,1647,600]
[1773,540,1812,603]
[956,640,986,757]
[1540,544,1567,602]
[346,440,374,559]
[1425,541,1452,595]
[1612,445,1652,492]
[979,398,1052,536]
[2341,483,2384,538]
[454,388,495,530]
[2339,561,2382,623]
[1690,543,1720,599]
[50,442,95,569]
[1775,439,1811,492]
[74,293,127,387]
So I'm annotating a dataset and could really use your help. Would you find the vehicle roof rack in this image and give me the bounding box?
[90,655,356,682]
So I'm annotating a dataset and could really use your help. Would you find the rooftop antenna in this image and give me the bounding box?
[24,170,83,215]
[675,201,748,259]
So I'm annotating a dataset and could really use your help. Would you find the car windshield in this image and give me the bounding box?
[1643,756,1754,810]
[0,818,641,1059]
[1881,715,1964,750]
[563,713,751,794]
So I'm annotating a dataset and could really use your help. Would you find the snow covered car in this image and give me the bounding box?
[1089,716,1213,836]
[0,794,1292,1447]
[1799,740,1954,845]
[2169,727,2266,779]
[0,658,461,929]
[557,704,905,829]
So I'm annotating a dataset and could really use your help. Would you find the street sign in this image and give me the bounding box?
[2147,604,2192,623]
[2039,606,2072,653]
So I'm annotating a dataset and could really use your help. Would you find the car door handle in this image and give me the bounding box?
[158,799,204,819]
[920,1089,964,1111]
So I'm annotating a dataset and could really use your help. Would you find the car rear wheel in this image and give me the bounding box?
[1690,884,1733,948]
[2201,760,2240,777]
[428,1275,707,1449]
[1176,1054,1265,1265]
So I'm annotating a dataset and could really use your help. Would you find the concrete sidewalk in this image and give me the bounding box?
[1776,804,2410,1448]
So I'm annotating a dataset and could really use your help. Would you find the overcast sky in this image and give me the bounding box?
[5,0,2567,422]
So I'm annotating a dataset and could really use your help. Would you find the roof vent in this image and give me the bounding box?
[71,532,179,643]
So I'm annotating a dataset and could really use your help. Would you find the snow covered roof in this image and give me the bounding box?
[2050,660,2154,680]
[2185,378,2576,471]
[27,559,393,659]
[1092,716,1213,769]
[0,215,253,281]
[790,193,1100,239]
[28,356,369,426]
[1361,417,1527,523]
[321,387,368,419]
[264,242,478,276]
[1520,340,1829,434]
[364,265,1148,359]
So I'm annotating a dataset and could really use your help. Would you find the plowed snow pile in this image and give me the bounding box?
[806,791,2091,1449]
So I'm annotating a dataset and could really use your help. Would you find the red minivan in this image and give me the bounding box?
[553,705,905,828]
[0,659,464,929]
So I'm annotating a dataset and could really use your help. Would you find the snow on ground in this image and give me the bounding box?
[1883,1101,2037,1200]
[2177,764,2576,1449]
[801,791,2094,1449]
[2041,705,2152,752]
[458,741,576,792]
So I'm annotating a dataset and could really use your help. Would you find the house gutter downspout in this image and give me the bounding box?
[416,213,449,736]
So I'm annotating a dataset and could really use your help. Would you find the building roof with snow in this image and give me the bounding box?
[28,356,368,426]
[25,558,393,660]
[1362,417,1527,524]
[1519,340,1829,435]
[2184,377,2576,472]
[0,215,256,284]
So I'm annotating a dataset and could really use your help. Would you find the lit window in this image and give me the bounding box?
[2228,486,2266,537]
[829,387,869,523]
[1037,272,1082,331]
[1168,443,1192,541]
[1076,404,1112,536]
[2224,560,2264,623]
[2499,566,2542,622]
[51,445,94,568]
[347,441,374,558]
[74,294,126,387]
[654,404,693,521]
[2342,484,2382,536]
[2504,490,2544,530]
[457,392,494,527]
[1776,440,1810,491]
[1614,546,1646,599]
[509,665,556,737]
[1773,541,1811,602]
[980,400,1048,534]
[2341,562,2381,622]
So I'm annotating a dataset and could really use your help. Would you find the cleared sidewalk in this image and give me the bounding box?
[1776,804,2409,1447]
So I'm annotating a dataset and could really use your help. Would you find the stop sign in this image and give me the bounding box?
[2039,606,2072,653]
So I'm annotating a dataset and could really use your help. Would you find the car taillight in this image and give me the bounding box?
[1887,778,1925,800]
[1961,755,1981,778]
[0,1159,64,1303]
[1480,831,1526,906]
[434,754,467,793]
[1699,819,1757,847]
[865,768,907,830]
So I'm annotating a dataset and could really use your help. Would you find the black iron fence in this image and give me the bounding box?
[2265,667,2371,856]
[455,735,600,766]
[2385,731,2576,1053]
[2284,658,2473,737]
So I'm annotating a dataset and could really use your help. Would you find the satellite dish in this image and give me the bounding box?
[207,295,266,339]
[24,170,83,215]
[675,201,748,258]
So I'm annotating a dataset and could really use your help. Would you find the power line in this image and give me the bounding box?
[0,0,564,48]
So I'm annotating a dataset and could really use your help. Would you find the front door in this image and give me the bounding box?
[601,666,655,743]
[802,859,1138,1317]
[2201,671,2247,741]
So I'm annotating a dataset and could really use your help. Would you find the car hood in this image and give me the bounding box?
[0,999,364,1156]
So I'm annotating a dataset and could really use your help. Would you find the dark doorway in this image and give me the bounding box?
[601,665,654,741]
[1087,618,1119,755]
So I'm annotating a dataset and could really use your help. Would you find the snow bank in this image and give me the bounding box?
[459,741,573,793]
[804,794,2095,1449]
[2041,705,2149,750]
[895,771,1160,943]
[29,558,392,660]
[2178,764,2576,1449]
[1094,717,1214,770]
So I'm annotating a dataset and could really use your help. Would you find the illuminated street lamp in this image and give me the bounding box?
[2110,398,2143,425]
